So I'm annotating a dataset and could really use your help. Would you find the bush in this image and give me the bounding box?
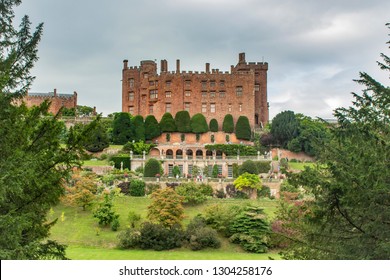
[222,114,234,133]
[144,158,162,177]
[209,118,218,132]
[199,183,213,197]
[176,182,209,205]
[160,113,176,132]
[190,113,208,133]
[239,160,258,175]
[144,115,161,140]
[129,179,145,196]
[117,228,141,249]
[188,227,221,251]
[235,116,251,140]
[145,183,160,195]
[255,161,271,173]
[93,195,120,229]
[128,211,141,228]
[257,185,271,198]
[172,165,181,177]
[174,111,191,133]
[112,112,133,145]
[131,115,145,142]
[117,182,130,195]
[212,164,219,178]
[111,155,131,170]
[203,204,245,237]
[225,184,249,199]
[111,216,120,231]
[139,223,184,251]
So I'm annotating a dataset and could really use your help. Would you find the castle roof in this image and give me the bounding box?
[28,92,75,98]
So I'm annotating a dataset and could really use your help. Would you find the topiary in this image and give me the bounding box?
[174,111,191,133]
[160,112,176,132]
[129,179,145,196]
[235,116,251,140]
[239,160,258,175]
[209,118,219,132]
[144,115,161,140]
[143,158,162,177]
[222,114,234,133]
[190,113,208,133]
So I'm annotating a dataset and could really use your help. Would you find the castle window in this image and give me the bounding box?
[165,91,171,98]
[255,84,260,91]
[185,90,191,97]
[210,91,216,98]
[236,86,243,97]
[185,80,191,87]
[129,78,134,88]
[202,103,207,113]
[149,105,154,114]
[219,80,225,87]
[128,106,134,114]
[219,91,225,98]
[166,103,171,112]
[185,102,190,111]
[210,103,216,113]
[166,81,171,88]
[239,103,242,112]
[128,92,134,101]
[149,89,158,99]
[210,80,216,87]
[201,81,207,90]
[149,81,155,86]
[143,73,148,79]
[201,91,207,98]
[228,104,232,112]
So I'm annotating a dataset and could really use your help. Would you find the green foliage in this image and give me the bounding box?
[235,116,251,140]
[131,115,145,142]
[144,115,161,140]
[180,133,185,142]
[143,158,162,177]
[147,188,185,228]
[82,120,110,153]
[186,217,221,251]
[117,228,141,249]
[138,223,184,251]
[174,111,191,133]
[129,179,145,197]
[112,112,133,144]
[93,195,120,229]
[160,113,176,132]
[127,211,141,228]
[145,183,160,195]
[199,183,214,197]
[203,204,245,237]
[63,172,97,211]
[278,29,390,260]
[205,144,257,156]
[209,118,219,132]
[234,173,262,191]
[212,164,219,178]
[110,155,131,170]
[239,160,258,175]
[255,161,271,173]
[166,133,171,142]
[190,113,209,133]
[172,165,181,177]
[222,114,234,133]
[270,110,298,148]
[122,140,156,155]
[257,186,271,198]
[229,206,270,253]
[176,182,209,205]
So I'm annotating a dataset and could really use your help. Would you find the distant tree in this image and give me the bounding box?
[76,105,95,117]
[209,118,219,132]
[147,188,185,228]
[212,164,219,178]
[62,172,97,211]
[172,165,181,178]
[235,116,251,140]
[132,115,145,142]
[270,110,299,148]
[144,115,161,140]
[175,111,191,133]
[239,160,258,175]
[222,114,234,133]
[190,113,208,133]
[234,173,262,191]
[144,158,162,177]
[82,120,110,152]
[160,112,176,132]
[112,112,133,144]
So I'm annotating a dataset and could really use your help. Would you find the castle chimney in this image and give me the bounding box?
[123,59,128,70]
[176,59,180,74]
[239,52,246,64]
[161,59,168,73]
[54,88,57,97]
[231,65,234,73]
[206,63,210,74]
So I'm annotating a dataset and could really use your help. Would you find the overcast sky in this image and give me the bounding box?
[15,0,389,119]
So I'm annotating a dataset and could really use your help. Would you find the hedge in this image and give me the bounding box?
[209,119,219,132]
[111,155,131,170]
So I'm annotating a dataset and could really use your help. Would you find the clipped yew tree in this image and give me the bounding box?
[222,114,234,133]
[112,112,133,144]
[191,113,208,134]
[174,110,191,133]
[209,118,219,132]
[144,158,162,177]
[132,115,145,142]
[160,112,177,132]
[144,115,161,140]
[235,116,251,140]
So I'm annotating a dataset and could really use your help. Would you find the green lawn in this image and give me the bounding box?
[82,159,110,166]
[288,162,315,171]
[48,197,279,260]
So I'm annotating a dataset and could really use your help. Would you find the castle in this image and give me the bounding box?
[121,53,269,129]
[24,89,77,115]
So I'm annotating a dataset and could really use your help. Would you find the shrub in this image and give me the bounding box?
[131,115,145,142]
[176,182,208,205]
[225,184,249,199]
[160,113,176,132]
[203,204,244,237]
[138,223,184,251]
[199,183,213,197]
[209,118,218,132]
[112,112,133,145]
[212,164,219,178]
[117,228,141,249]
[180,133,185,142]
[144,115,161,140]
[222,114,234,133]
[190,113,208,133]
[93,195,120,229]
[225,134,230,142]
[129,179,145,197]
[174,111,191,133]
[235,116,251,140]
[111,216,120,231]
[172,165,181,178]
[128,211,141,228]
[211,134,215,143]
[117,182,130,195]
[239,160,258,175]
[111,155,131,170]
[145,183,160,195]
[144,158,162,177]
[215,189,226,199]
[255,161,271,173]
[83,122,110,153]
[187,226,221,251]
[257,185,271,198]
[166,133,170,142]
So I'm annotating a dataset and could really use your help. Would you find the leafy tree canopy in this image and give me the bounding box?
[160,112,176,132]
[174,111,191,133]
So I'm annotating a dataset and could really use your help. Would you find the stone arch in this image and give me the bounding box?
[216,150,223,159]
[149,148,160,157]
[176,149,183,159]
[196,149,203,159]
[166,149,173,159]
[206,150,213,159]
[186,149,194,159]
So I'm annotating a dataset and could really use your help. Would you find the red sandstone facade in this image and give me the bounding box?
[122,53,269,129]
[24,89,77,115]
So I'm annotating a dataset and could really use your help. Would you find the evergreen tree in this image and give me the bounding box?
[112,112,133,144]
[144,158,162,177]
[222,114,234,133]
[190,113,208,133]
[235,116,251,140]
[82,121,110,152]
[270,110,298,148]
[132,115,145,142]
[144,115,161,140]
[209,118,219,132]
[160,112,176,132]
[174,110,191,133]
[0,1,96,259]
